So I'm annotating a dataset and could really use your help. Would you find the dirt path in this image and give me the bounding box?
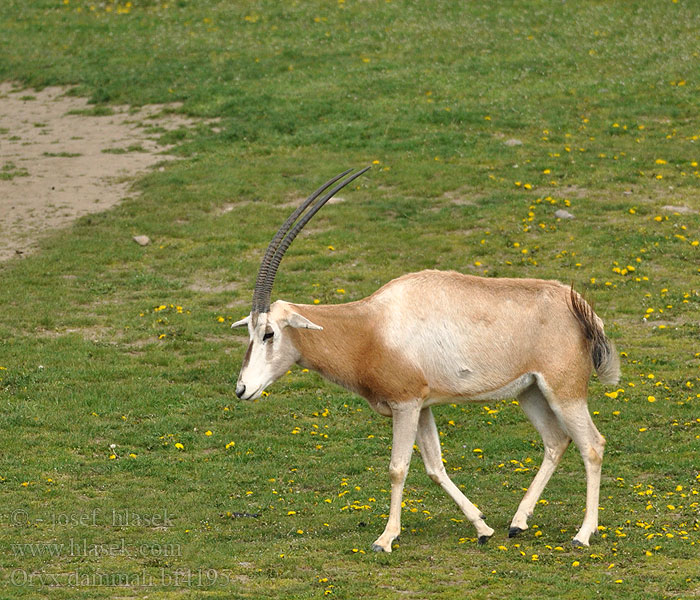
[0,82,208,261]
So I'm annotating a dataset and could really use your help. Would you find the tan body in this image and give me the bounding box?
[291,271,594,411]
[237,269,620,550]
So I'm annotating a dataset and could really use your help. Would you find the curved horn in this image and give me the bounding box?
[253,166,371,314]
[251,168,354,314]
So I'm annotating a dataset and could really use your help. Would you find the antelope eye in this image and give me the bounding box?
[262,330,274,342]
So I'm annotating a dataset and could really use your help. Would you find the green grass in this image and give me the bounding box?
[0,161,29,180]
[1,1,699,598]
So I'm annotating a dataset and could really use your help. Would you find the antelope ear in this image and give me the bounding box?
[231,315,251,328]
[285,313,323,331]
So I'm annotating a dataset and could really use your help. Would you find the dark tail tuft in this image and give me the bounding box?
[569,287,620,385]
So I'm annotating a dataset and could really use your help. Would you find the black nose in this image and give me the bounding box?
[235,384,246,399]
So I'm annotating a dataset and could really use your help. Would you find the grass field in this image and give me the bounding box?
[1,1,699,598]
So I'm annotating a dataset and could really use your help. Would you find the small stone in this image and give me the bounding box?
[504,138,523,147]
[133,235,151,246]
[554,209,575,220]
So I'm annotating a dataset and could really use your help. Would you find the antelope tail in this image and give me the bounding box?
[569,288,621,385]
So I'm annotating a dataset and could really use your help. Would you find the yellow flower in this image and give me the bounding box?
[174,442,184,450]
[205,430,213,436]
[225,441,235,449]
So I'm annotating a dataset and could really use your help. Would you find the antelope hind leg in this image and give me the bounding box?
[509,385,571,537]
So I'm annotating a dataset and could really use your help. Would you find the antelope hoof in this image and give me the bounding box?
[372,543,388,553]
[478,534,492,546]
[572,538,588,549]
[508,527,525,538]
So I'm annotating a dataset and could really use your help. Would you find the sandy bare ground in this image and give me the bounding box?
[0,82,210,261]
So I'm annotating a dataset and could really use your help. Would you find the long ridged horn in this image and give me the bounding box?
[250,168,353,314]
[251,166,371,314]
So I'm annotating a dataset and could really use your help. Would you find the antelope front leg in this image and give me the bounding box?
[371,400,422,553]
[416,407,494,544]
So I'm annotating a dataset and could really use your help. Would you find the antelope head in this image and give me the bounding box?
[232,167,370,400]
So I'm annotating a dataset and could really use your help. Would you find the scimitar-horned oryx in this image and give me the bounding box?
[232,167,620,552]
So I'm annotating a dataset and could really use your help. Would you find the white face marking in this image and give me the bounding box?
[234,303,322,400]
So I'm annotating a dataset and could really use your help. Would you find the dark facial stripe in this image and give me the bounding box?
[241,342,253,369]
